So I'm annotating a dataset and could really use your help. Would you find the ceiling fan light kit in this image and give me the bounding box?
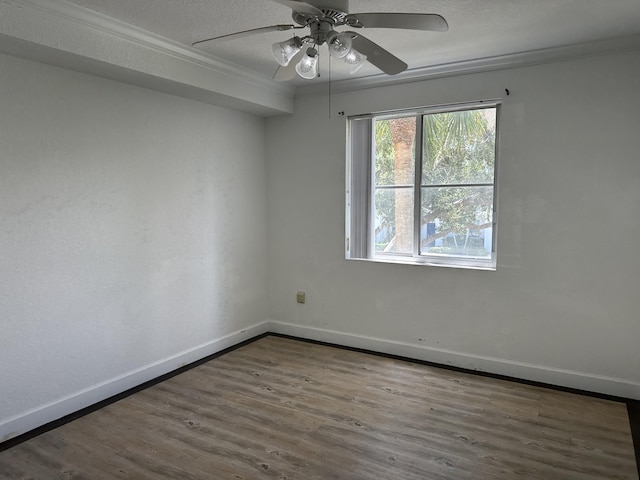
[193,0,448,81]
[326,31,353,59]
[295,47,320,79]
[343,48,366,74]
[272,36,304,66]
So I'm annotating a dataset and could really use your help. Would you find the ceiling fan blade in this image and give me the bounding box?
[192,25,299,46]
[273,48,306,81]
[349,13,449,32]
[270,0,323,15]
[348,32,408,75]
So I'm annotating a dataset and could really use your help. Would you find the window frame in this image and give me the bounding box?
[346,100,500,270]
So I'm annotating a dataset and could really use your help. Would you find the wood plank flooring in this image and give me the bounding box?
[1,335,637,479]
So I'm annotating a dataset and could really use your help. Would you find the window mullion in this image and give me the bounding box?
[413,115,424,257]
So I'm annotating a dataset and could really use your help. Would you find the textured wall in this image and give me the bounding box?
[266,50,640,397]
[0,53,268,422]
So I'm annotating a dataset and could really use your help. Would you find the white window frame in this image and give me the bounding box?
[346,100,500,270]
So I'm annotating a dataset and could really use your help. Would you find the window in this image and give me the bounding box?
[346,102,499,270]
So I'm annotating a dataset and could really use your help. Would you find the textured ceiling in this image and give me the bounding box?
[66,0,640,84]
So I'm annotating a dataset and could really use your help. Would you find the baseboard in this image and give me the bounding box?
[0,321,270,443]
[268,321,640,401]
[4,319,638,447]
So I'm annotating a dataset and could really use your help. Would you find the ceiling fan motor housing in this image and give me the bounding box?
[305,0,349,13]
[292,0,349,27]
[309,19,337,45]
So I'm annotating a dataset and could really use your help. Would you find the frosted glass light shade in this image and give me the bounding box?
[327,32,353,59]
[344,49,367,74]
[295,48,319,79]
[272,37,303,66]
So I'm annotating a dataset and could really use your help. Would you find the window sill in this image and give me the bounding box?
[346,255,497,271]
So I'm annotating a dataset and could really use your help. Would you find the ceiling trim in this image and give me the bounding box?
[1,0,295,115]
[296,34,640,96]
[12,0,278,89]
[5,0,640,111]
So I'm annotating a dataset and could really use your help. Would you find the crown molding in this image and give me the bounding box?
[1,0,294,115]
[6,0,640,112]
[12,0,283,93]
[296,34,640,97]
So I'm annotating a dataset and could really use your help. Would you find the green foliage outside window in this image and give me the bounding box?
[374,108,496,257]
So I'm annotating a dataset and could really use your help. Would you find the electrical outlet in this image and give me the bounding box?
[296,291,306,304]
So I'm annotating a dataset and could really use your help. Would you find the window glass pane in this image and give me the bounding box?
[347,102,498,268]
[420,186,493,258]
[374,187,414,254]
[374,117,416,186]
[422,108,496,186]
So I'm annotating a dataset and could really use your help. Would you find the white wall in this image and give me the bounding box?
[266,50,640,399]
[2,46,639,443]
[0,53,268,439]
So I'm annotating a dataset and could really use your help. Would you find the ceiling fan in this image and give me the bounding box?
[192,0,448,81]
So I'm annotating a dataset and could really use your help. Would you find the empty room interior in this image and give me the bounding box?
[1,0,639,478]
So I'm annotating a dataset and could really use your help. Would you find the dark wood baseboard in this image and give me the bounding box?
[628,400,640,478]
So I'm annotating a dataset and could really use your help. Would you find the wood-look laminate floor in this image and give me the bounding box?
[1,335,637,479]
